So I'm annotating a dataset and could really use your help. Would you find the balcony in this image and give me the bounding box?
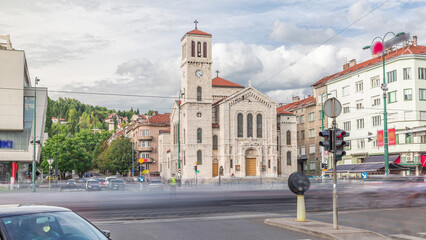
[137,135,153,141]
[137,147,153,152]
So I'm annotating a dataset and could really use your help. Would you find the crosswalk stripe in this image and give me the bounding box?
[417,232,426,236]
[389,234,425,240]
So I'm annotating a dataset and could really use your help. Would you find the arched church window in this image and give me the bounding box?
[287,151,292,165]
[197,42,201,57]
[197,150,203,165]
[286,130,291,145]
[237,113,243,138]
[247,114,253,138]
[213,135,218,150]
[203,42,207,58]
[197,86,202,101]
[256,114,262,138]
[197,128,202,143]
[191,41,195,57]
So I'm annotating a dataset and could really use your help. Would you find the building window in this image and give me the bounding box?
[309,144,315,154]
[286,130,291,145]
[355,81,363,92]
[345,140,351,150]
[309,128,315,138]
[357,139,365,149]
[356,118,364,129]
[203,42,207,58]
[343,121,351,131]
[356,101,363,109]
[230,159,233,168]
[420,89,426,101]
[197,86,202,101]
[237,113,243,137]
[309,112,315,122]
[419,67,426,80]
[343,104,350,113]
[300,115,305,124]
[197,128,202,143]
[301,130,305,139]
[342,86,349,96]
[256,114,262,138]
[420,111,426,121]
[301,146,306,155]
[388,91,397,103]
[403,67,411,80]
[247,114,253,138]
[296,116,299,124]
[268,160,271,168]
[387,70,397,83]
[372,96,381,106]
[287,151,291,165]
[371,75,380,88]
[372,115,381,127]
[191,41,195,57]
[213,135,218,150]
[140,153,149,158]
[404,89,412,101]
[309,162,316,170]
[197,42,201,57]
[197,150,202,165]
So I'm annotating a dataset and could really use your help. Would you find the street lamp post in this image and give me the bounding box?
[363,32,407,175]
[177,91,184,171]
[32,77,40,192]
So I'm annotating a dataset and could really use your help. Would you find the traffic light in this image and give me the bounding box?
[194,165,198,171]
[49,169,54,175]
[319,129,332,151]
[334,128,350,161]
[321,163,328,169]
[141,166,145,171]
[405,127,411,139]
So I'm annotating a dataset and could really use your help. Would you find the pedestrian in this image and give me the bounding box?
[169,174,177,198]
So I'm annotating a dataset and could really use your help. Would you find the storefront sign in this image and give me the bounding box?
[0,140,13,149]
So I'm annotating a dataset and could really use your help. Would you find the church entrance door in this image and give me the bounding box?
[245,158,256,176]
[212,163,218,177]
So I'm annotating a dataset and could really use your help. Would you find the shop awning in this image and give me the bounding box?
[363,154,400,164]
[349,163,385,173]
[421,155,426,167]
[325,164,360,173]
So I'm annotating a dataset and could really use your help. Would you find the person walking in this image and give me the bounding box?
[169,174,177,198]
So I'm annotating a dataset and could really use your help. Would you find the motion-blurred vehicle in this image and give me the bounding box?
[86,179,101,191]
[66,179,77,188]
[107,179,126,190]
[104,177,117,187]
[0,205,111,239]
[149,179,165,191]
[97,178,107,188]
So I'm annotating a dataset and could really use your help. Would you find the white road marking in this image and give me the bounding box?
[389,234,426,240]
[417,232,426,236]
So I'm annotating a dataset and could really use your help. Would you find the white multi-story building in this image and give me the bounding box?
[325,40,426,176]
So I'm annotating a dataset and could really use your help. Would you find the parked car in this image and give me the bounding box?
[108,179,126,190]
[0,205,111,239]
[149,179,165,191]
[66,179,77,188]
[86,179,101,191]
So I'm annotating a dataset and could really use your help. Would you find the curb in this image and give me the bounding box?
[264,218,390,240]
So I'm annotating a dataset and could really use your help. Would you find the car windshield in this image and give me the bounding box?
[88,181,99,184]
[1,211,108,240]
[68,180,75,183]
[112,179,124,183]
[151,180,162,184]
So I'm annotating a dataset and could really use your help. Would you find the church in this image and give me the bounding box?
[158,22,297,182]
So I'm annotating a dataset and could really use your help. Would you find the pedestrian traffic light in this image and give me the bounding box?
[321,163,328,169]
[141,166,145,171]
[49,169,54,175]
[319,129,332,151]
[194,165,197,171]
[334,128,350,161]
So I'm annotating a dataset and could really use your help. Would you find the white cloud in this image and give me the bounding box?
[270,21,335,45]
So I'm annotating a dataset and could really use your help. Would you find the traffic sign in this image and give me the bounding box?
[138,176,144,182]
[138,158,144,163]
[361,172,368,180]
[323,97,342,118]
[47,159,54,166]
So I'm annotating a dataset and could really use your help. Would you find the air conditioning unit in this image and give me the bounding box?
[406,156,412,162]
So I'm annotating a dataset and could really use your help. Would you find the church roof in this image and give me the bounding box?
[212,77,244,88]
[187,29,212,36]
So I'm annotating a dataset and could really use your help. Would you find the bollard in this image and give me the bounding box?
[296,195,307,222]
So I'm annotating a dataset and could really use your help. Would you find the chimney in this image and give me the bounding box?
[413,36,417,46]
[0,34,12,50]
[349,59,356,67]
[279,103,283,107]
[293,96,300,102]
[153,111,158,116]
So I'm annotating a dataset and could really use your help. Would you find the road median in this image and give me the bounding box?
[264,217,390,240]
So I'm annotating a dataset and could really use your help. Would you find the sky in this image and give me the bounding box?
[1,0,425,113]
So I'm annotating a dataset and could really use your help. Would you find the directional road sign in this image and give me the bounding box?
[361,172,368,180]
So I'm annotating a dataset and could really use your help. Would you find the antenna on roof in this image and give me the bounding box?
[194,20,198,29]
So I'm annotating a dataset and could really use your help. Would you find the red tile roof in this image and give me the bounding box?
[212,123,220,128]
[212,77,244,88]
[148,113,170,124]
[277,96,316,113]
[187,29,211,36]
[314,45,426,86]
[160,128,170,134]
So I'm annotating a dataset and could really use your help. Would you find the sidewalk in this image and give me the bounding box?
[264,217,390,240]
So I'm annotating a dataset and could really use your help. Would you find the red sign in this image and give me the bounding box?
[388,128,396,145]
[324,151,329,156]
[377,130,384,147]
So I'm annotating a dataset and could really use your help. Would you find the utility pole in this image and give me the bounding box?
[132,141,134,177]
[32,77,40,192]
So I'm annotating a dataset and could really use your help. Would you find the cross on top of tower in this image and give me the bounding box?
[194,20,199,29]
[216,70,220,77]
